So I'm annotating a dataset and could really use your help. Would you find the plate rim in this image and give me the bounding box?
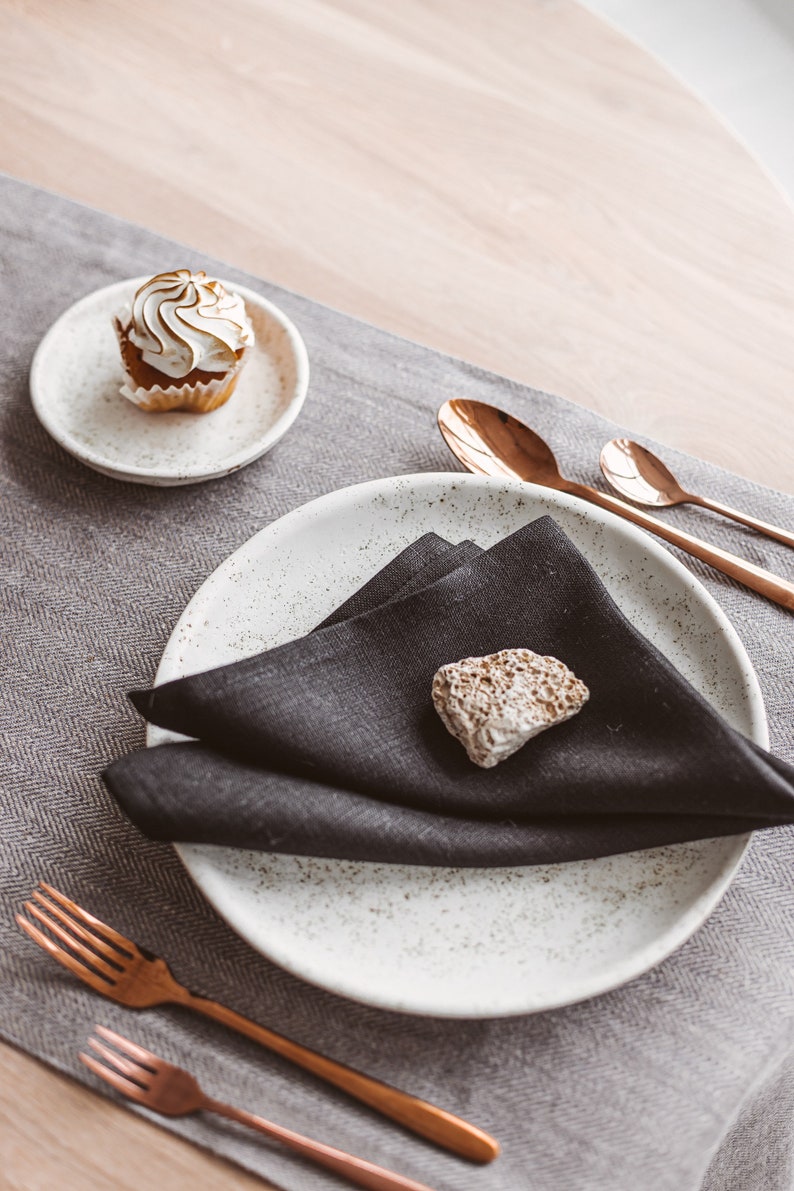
[154,472,765,1016]
[29,276,310,485]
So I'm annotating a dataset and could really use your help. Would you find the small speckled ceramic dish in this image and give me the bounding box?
[150,474,765,1017]
[29,277,309,485]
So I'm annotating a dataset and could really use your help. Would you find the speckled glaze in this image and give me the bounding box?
[151,474,767,1017]
[29,277,309,485]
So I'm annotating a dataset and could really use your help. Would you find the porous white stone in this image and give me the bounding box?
[432,648,590,768]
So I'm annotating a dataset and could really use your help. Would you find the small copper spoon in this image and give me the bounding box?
[437,398,794,611]
[600,438,794,548]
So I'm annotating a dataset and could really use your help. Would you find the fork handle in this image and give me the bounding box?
[691,494,794,549]
[202,1095,435,1191]
[205,1096,436,1191]
[183,992,498,1163]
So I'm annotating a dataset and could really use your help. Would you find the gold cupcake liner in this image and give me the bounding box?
[119,364,244,413]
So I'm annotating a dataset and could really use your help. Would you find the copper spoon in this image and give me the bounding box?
[600,438,794,548]
[437,398,794,612]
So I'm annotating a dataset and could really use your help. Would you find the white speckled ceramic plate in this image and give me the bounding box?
[151,474,766,1017]
[30,277,309,485]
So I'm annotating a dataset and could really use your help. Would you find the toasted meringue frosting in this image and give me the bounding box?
[127,270,255,378]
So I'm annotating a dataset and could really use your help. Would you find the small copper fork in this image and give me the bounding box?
[17,882,499,1163]
[81,1025,436,1191]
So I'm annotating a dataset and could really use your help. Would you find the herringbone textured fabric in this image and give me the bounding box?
[1,173,792,1191]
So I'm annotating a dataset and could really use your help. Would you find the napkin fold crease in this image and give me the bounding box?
[105,517,794,867]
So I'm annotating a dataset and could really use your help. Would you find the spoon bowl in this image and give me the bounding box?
[437,399,563,487]
[600,439,689,508]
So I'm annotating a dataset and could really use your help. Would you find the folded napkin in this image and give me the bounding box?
[104,517,794,866]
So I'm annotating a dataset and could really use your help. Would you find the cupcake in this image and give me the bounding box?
[114,270,255,412]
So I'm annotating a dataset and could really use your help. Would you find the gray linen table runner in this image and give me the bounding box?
[1,173,793,1191]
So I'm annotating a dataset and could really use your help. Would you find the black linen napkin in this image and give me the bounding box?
[105,517,794,866]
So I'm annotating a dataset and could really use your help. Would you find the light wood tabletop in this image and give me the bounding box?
[1,0,793,1187]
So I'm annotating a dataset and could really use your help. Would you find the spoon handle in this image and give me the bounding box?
[691,495,794,549]
[564,481,794,612]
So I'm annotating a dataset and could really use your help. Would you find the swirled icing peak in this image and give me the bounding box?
[128,270,255,378]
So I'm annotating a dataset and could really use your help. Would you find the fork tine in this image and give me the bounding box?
[38,882,135,956]
[94,1024,160,1067]
[88,1036,153,1082]
[32,890,125,966]
[79,1052,148,1103]
[15,914,113,990]
[23,902,120,980]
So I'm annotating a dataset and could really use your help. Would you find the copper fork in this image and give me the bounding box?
[81,1025,436,1191]
[17,882,498,1163]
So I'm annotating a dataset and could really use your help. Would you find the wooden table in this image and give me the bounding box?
[1,0,793,1186]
